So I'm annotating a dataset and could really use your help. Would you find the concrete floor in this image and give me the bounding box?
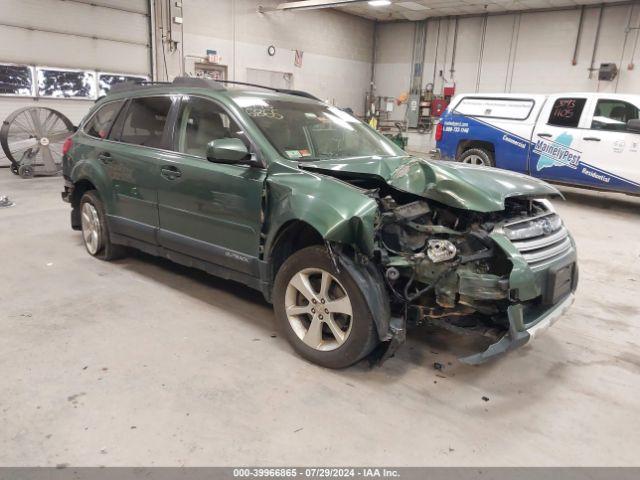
[1,168,639,467]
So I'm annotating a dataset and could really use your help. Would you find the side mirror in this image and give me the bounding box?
[206,138,251,164]
[627,119,640,134]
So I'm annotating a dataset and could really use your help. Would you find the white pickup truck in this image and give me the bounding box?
[434,92,640,195]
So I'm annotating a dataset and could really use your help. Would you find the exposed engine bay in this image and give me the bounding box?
[317,170,565,363]
[377,192,561,361]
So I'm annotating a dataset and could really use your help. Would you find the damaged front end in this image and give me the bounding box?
[369,192,578,365]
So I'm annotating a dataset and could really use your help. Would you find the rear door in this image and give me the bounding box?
[574,96,640,194]
[156,95,266,276]
[530,95,589,186]
[104,95,175,244]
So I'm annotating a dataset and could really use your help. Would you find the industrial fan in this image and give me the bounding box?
[0,107,74,178]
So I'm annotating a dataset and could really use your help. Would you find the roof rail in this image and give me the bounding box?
[215,79,321,101]
[106,76,320,101]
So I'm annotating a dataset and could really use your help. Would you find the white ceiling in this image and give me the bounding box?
[333,0,623,21]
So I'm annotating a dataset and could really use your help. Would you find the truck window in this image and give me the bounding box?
[547,98,586,128]
[591,99,639,132]
[453,97,534,120]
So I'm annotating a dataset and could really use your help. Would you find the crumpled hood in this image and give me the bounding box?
[300,156,561,212]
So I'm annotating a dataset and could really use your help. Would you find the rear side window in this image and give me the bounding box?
[118,96,173,148]
[591,99,639,132]
[84,100,125,139]
[453,97,534,120]
[548,98,586,128]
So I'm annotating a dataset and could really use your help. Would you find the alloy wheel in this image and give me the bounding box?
[462,154,487,166]
[284,268,353,351]
[81,202,103,255]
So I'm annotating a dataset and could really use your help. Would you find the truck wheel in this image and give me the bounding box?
[273,245,379,369]
[79,191,126,261]
[459,148,494,167]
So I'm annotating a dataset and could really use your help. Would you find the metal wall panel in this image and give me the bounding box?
[0,0,151,166]
[1,0,149,46]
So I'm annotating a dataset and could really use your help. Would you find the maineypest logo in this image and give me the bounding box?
[534,133,581,171]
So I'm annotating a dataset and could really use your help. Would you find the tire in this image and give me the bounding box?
[273,245,379,369]
[458,148,495,167]
[79,191,126,261]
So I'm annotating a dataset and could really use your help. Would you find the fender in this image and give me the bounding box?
[69,155,114,212]
[263,167,379,257]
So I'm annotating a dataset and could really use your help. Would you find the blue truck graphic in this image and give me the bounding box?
[434,94,640,196]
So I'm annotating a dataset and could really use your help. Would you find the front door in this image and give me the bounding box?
[573,96,640,194]
[530,95,590,187]
[156,95,266,275]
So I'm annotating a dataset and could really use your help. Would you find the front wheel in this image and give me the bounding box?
[273,246,379,369]
[458,148,494,167]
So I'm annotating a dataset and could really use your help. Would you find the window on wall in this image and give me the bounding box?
[98,73,149,97]
[0,64,148,100]
[119,96,173,148]
[591,99,640,132]
[0,64,34,96]
[37,67,96,99]
[547,98,587,128]
[84,100,126,139]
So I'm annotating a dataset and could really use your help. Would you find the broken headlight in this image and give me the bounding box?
[504,214,562,241]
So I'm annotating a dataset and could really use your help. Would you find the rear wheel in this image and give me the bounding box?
[273,246,379,369]
[458,148,494,167]
[79,191,126,261]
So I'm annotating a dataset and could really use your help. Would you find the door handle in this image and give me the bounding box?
[98,152,113,163]
[537,133,552,138]
[583,137,601,142]
[160,165,182,180]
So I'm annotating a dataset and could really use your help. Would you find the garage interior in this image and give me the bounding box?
[1,0,640,469]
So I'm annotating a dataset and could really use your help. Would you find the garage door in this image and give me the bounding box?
[0,0,151,165]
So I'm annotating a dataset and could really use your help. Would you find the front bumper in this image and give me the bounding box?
[459,291,575,365]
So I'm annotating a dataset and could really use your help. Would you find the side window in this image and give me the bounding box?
[548,98,587,128]
[591,99,639,132]
[119,96,173,148]
[175,96,247,157]
[84,100,125,139]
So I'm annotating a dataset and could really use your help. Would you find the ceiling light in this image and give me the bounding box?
[368,0,391,6]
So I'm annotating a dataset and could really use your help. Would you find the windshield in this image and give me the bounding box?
[234,96,405,161]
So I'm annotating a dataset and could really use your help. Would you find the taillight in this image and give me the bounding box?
[62,137,73,156]
[435,121,444,142]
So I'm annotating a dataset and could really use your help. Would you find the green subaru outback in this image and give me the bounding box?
[61,77,578,368]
